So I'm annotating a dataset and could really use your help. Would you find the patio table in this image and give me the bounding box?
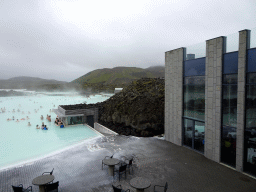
[102,158,120,176]
[32,175,55,192]
[130,177,151,192]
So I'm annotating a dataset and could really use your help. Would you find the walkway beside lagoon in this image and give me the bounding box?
[1,135,256,192]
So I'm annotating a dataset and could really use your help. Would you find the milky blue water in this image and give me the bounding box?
[0,91,112,170]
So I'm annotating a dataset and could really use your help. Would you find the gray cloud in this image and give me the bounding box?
[0,0,255,82]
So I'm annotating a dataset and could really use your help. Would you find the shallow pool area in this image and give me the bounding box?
[0,91,112,170]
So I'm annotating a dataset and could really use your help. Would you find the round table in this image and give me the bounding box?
[32,175,55,192]
[102,158,120,176]
[130,177,151,192]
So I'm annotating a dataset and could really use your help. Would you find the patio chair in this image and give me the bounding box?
[120,156,134,174]
[112,184,131,192]
[102,154,114,170]
[12,184,32,192]
[154,182,168,192]
[42,168,54,175]
[44,181,59,192]
[114,164,127,181]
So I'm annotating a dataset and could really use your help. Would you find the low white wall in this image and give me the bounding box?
[94,123,118,135]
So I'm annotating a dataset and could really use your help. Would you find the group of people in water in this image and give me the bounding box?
[36,122,48,130]
[55,117,64,127]
[3,102,66,129]
[7,116,30,122]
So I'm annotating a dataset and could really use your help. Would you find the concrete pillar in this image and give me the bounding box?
[205,36,225,162]
[165,48,185,146]
[236,29,251,172]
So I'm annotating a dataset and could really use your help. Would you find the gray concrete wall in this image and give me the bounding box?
[94,122,118,135]
[204,37,225,162]
[165,48,184,146]
[236,29,250,172]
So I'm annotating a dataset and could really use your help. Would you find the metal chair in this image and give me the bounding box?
[154,182,168,192]
[120,156,134,174]
[44,181,59,192]
[102,154,114,170]
[114,164,127,181]
[11,184,32,192]
[112,184,131,192]
[42,168,54,175]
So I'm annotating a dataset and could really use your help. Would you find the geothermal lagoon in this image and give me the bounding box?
[0,90,112,170]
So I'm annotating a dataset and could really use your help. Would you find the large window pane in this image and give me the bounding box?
[184,58,205,76]
[221,125,236,167]
[194,121,205,153]
[183,119,193,148]
[183,76,205,121]
[221,74,237,167]
[223,52,238,74]
[247,49,256,73]
[244,81,256,176]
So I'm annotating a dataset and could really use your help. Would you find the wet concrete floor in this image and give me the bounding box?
[1,134,256,192]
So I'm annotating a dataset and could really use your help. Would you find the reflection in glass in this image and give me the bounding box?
[194,122,205,153]
[223,52,238,74]
[67,116,83,125]
[183,76,205,121]
[184,58,205,76]
[247,49,256,73]
[244,79,256,176]
[183,119,193,148]
[221,74,237,167]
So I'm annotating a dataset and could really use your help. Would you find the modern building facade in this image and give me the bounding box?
[165,29,256,177]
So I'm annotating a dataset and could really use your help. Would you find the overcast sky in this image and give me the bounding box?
[0,0,255,82]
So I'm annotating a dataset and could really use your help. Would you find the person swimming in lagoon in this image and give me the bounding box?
[36,125,39,129]
[47,115,51,122]
[27,116,29,120]
[16,119,19,122]
[28,122,31,126]
[40,115,43,120]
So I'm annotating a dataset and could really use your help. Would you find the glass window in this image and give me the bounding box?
[244,76,256,176]
[67,116,83,125]
[247,48,256,73]
[221,125,236,167]
[247,72,256,84]
[184,58,205,76]
[183,119,193,148]
[194,121,205,153]
[221,74,237,167]
[183,76,205,121]
[223,52,238,74]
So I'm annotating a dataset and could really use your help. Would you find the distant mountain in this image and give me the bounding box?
[72,66,164,85]
[0,76,67,89]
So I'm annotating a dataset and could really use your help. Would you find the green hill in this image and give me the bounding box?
[71,66,164,85]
